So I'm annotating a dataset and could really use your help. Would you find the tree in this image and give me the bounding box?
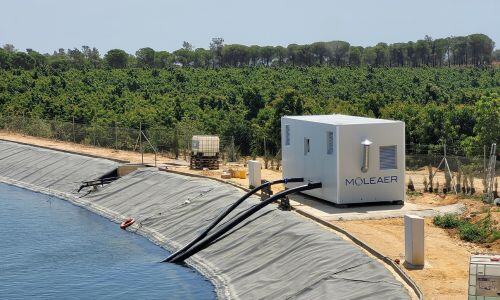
[451,36,468,66]
[209,37,224,68]
[0,48,11,69]
[26,49,47,68]
[193,48,210,68]
[374,43,388,66]
[363,47,376,65]
[415,39,430,66]
[389,43,405,67]
[249,45,261,66]
[173,48,193,66]
[11,52,35,70]
[104,49,128,68]
[405,41,416,67]
[260,46,275,66]
[275,46,287,66]
[155,51,172,68]
[472,97,499,147]
[287,44,300,66]
[82,45,101,68]
[135,47,155,68]
[222,44,249,67]
[67,48,86,69]
[182,41,193,51]
[468,34,494,65]
[328,41,350,66]
[348,46,362,66]
[3,44,15,52]
[433,38,448,66]
[310,42,329,65]
[297,45,313,66]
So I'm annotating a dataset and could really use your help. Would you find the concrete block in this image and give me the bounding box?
[404,214,424,266]
[248,160,261,188]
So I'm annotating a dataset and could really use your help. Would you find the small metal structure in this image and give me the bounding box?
[133,122,158,167]
[485,143,497,203]
[190,135,220,170]
[431,144,457,194]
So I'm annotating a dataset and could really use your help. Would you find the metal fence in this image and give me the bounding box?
[0,115,497,184]
[0,115,203,158]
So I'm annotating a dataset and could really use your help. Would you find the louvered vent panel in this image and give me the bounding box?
[326,131,334,155]
[285,125,290,146]
[380,145,397,170]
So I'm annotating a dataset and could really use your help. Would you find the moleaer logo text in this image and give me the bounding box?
[345,176,398,186]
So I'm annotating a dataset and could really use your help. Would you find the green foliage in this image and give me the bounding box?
[0,66,498,156]
[434,213,499,243]
[433,214,463,228]
[104,49,129,69]
[458,222,489,243]
[0,33,497,71]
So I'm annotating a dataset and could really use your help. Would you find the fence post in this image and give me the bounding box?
[115,123,118,150]
[140,122,144,165]
[484,145,487,174]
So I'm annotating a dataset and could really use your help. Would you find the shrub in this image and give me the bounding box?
[458,222,489,243]
[433,214,462,228]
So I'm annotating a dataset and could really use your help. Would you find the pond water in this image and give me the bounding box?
[0,183,215,300]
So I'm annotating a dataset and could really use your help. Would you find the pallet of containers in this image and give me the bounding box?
[190,135,220,170]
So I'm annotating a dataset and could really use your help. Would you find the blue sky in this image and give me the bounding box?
[1,0,498,54]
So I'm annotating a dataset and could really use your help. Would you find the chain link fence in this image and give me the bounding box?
[405,144,498,197]
[0,115,497,196]
[0,115,234,160]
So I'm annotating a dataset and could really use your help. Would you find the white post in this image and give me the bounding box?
[248,160,262,188]
[404,214,425,267]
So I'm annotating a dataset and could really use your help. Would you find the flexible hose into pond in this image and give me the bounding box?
[163,177,304,263]
[169,181,322,264]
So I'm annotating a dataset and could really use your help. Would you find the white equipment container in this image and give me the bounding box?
[191,135,220,156]
[469,254,500,299]
[404,214,424,267]
[282,114,405,204]
[248,160,262,188]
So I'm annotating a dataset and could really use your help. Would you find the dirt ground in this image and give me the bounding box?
[336,218,472,299]
[1,130,498,299]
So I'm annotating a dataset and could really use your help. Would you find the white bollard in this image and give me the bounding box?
[404,214,425,267]
[248,160,261,188]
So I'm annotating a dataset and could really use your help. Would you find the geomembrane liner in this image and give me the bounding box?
[0,140,410,299]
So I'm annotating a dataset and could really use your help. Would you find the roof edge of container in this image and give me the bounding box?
[282,114,403,125]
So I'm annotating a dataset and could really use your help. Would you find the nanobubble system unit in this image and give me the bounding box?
[282,114,405,204]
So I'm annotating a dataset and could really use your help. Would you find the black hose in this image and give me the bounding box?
[162,177,304,263]
[169,181,322,264]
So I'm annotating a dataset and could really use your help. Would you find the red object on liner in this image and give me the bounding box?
[120,218,135,230]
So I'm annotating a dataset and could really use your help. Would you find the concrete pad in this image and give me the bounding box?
[289,193,465,221]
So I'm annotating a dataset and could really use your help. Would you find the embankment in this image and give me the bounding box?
[0,140,411,299]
